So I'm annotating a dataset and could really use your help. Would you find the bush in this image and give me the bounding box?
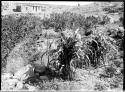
[49,32,78,80]
[94,82,107,91]
[1,14,42,69]
[42,12,100,33]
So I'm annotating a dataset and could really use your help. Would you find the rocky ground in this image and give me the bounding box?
[1,64,123,91]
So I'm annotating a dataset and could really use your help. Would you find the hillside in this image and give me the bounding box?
[2,2,123,18]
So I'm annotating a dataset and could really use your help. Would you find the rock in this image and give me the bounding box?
[62,29,74,38]
[120,63,123,68]
[1,78,30,91]
[6,51,28,75]
[1,73,26,91]
[34,63,47,73]
[115,69,121,75]
[118,27,124,32]
[1,79,19,91]
[25,84,39,91]
[75,41,83,47]
[2,73,13,81]
[13,64,34,81]
[40,76,49,80]
[15,81,24,90]
[109,18,115,23]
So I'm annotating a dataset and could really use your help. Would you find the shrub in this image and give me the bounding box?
[55,33,78,80]
[1,14,43,69]
[94,82,107,91]
[99,15,110,25]
[42,12,100,32]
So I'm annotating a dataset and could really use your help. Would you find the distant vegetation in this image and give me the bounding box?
[103,3,124,13]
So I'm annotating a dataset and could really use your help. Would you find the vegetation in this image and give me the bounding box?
[1,2,124,91]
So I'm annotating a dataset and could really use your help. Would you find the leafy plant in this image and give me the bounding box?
[1,14,43,70]
[48,32,78,80]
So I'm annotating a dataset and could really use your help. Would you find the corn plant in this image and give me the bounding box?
[47,31,79,80]
[81,28,118,68]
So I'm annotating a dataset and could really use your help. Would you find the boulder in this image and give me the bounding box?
[13,64,34,81]
[40,76,49,80]
[1,73,25,91]
[1,78,28,91]
[15,81,24,90]
[2,73,13,81]
[34,63,47,73]
[118,27,124,32]
[1,79,19,91]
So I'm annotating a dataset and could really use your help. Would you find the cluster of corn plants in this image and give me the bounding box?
[47,31,79,80]
[80,29,118,68]
[46,25,119,80]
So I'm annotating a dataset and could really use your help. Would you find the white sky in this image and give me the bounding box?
[35,1,93,6]
[8,1,94,6]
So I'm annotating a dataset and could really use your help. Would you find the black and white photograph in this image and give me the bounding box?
[1,1,124,91]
